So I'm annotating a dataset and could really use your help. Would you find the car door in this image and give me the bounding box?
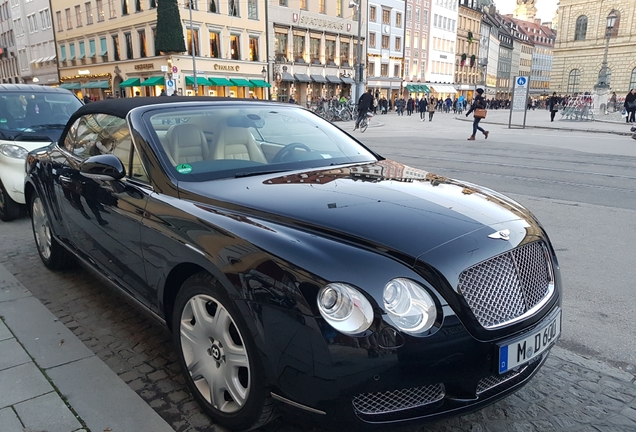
[57,113,152,307]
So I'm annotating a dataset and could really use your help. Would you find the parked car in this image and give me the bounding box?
[0,84,82,221]
[25,97,562,431]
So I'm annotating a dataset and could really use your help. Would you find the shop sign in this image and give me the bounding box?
[78,70,90,75]
[299,15,346,32]
[214,64,241,72]
[135,63,154,70]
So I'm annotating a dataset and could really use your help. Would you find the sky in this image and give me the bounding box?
[494,0,559,23]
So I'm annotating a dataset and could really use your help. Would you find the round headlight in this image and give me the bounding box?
[0,144,28,159]
[383,278,438,335]
[317,283,373,335]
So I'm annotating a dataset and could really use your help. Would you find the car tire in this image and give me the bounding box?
[173,272,278,431]
[30,193,75,270]
[0,179,21,222]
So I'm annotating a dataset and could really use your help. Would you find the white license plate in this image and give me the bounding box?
[498,310,561,374]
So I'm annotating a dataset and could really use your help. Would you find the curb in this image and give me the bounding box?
[454,116,633,136]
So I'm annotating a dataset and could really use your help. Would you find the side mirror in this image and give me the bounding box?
[80,154,126,181]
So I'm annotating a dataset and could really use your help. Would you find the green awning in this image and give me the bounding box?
[141,76,165,86]
[186,76,210,86]
[420,84,431,93]
[84,80,110,89]
[230,78,253,87]
[249,79,271,88]
[59,83,81,90]
[406,85,416,92]
[119,78,141,88]
[208,77,233,86]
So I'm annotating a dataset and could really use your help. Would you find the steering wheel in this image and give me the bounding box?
[272,142,312,163]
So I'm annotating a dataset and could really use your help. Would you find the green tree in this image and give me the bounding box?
[155,0,186,55]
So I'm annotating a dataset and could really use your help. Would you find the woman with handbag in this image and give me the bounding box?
[625,89,636,123]
[549,92,560,122]
[465,88,489,140]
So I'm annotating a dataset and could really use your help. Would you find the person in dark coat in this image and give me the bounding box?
[625,89,636,123]
[465,88,489,140]
[406,97,414,116]
[548,92,560,122]
[418,97,428,121]
[354,89,374,130]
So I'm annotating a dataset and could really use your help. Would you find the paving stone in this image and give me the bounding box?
[0,338,31,371]
[14,391,82,432]
[0,407,23,432]
[0,319,12,342]
[0,362,53,408]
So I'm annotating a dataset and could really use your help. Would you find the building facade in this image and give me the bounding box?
[267,0,364,105]
[455,0,482,99]
[480,9,498,97]
[52,0,269,100]
[402,0,431,98]
[366,0,405,100]
[495,24,513,99]
[0,0,19,83]
[552,0,636,95]
[426,0,459,98]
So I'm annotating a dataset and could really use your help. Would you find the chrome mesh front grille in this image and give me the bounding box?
[352,384,445,415]
[476,366,526,395]
[458,242,552,329]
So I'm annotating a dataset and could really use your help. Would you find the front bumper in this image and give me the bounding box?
[0,154,27,204]
[266,304,561,426]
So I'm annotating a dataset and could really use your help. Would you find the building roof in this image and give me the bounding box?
[501,15,556,48]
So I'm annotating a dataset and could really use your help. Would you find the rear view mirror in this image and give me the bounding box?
[80,154,126,181]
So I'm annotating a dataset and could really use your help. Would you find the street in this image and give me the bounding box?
[1,110,635,432]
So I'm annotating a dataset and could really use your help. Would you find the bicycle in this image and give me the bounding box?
[359,112,373,133]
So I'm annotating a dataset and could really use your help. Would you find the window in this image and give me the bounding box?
[27,14,37,33]
[150,0,156,8]
[567,69,580,93]
[96,0,104,21]
[300,0,306,10]
[78,41,85,59]
[247,0,257,19]
[40,8,52,29]
[56,11,63,31]
[85,2,93,24]
[185,0,198,9]
[405,30,410,48]
[230,34,240,60]
[135,0,142,12]
[249,37,258,61]
[124,32,132,59]
[574,16,587,41]
[395,37,401,51]
[380,64,388,77]
[65,8,72,29]
[275,32,287,61]
[209,0,218,13]
[414,32,418,49]
[406,5,411,21]
[109,0,116,18]
[415,7,420,23]
[340,41,349,66]
[293,35,305,62]
[279,0,287,5]
[69,43,76,60]
[396,12,401,27]
[88,39,96,57]
[75,5,82,26]
[393,64,400,77]
[138,30,146,57]
[631,68,636,91]
[310,37,320,64]
[121,0,128,15]
[381,35,389,49]
[369,6,376,22]
[382,9,390,25]
[210,31,220,57]
[367,62,375,77]
[99,37,107,55]
[336,0,342,17]
[404,59,409,77]
[187,28,200,56]
[421,35,426,50]
[423,10,428,24]
[228,0,238,16]
[112,34,120,60]
[59,45,66,61]
[412,59,418,76]
[319,0,325,13]
[369,32,376,48]
[608,10,620,38]
[325,39,335,65]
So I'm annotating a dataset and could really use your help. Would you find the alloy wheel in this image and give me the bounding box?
[32,196,52,260]
[179,294,250,413]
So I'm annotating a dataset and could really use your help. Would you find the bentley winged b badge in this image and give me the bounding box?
[488,229,511,241]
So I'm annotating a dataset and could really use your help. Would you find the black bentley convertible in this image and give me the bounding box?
[25,97,561,430]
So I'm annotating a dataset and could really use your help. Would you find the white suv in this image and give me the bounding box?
[0,84,82,221]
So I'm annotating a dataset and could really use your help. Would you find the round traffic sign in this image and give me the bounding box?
[172,66,178,73]
[166,80,175,88]
[517,77,527,86]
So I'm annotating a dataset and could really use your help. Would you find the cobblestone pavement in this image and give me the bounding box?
[1,217,635,432]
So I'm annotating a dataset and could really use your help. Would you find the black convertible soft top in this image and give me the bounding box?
[71,96,272,119]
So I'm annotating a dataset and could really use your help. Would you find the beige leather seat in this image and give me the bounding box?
[166,124,209,165]
[213,125,267,163]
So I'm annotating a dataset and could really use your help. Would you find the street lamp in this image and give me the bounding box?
[595,9,618,91]
[188,0,198,95]
[261,66,268,99]
[348,0,364,105]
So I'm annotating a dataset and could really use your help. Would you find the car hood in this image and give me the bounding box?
[179,161,540,263]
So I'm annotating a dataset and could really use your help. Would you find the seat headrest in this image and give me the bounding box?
[167,124,205,148]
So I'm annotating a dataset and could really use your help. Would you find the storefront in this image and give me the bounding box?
[404,83,431,99]
[59,75,113,101]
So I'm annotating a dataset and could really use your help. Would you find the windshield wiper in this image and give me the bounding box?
[14,134,52,142]
[235,169,291,178]
[31,123,67,129]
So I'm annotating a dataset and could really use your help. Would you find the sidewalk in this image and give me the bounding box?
[455,108,635,136]
[0,263,174,432]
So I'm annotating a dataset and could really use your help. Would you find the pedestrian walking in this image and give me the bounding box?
[406,97,414,116]
[418,97,428,121]
[548,92,560,122]
[428,96,437,121]
[465,88,489,140]
[624,89,636,123]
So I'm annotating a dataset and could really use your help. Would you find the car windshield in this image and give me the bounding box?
[145,104,378,181]
[0,91,82,141]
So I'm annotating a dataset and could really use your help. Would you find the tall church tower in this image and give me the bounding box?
[514,0,538,21]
